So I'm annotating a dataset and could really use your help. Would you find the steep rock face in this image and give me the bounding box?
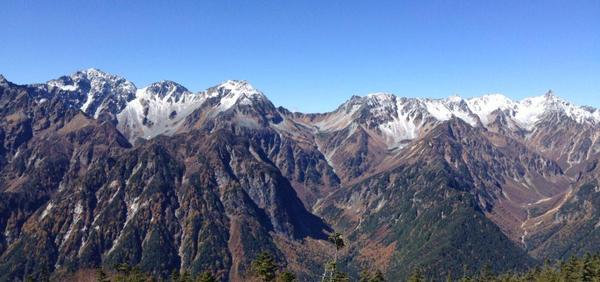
[315,119,569,279]
[523,158,600,260]
[525,180,600,260]
[524,113,600,174]
[0,79,132,280]
[179,80,283,132]
[42,74,342,208]
[243,127,340,207]
[395,120,571,245]
[178,82,340,207]
[318,160,535,279]
[292,95,435,183]
[45,68,136,120]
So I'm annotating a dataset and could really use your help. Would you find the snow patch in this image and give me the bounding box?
[422,97,477,126]
[40,202,54,219]
[47,81,78,91]
[63,201,84,244]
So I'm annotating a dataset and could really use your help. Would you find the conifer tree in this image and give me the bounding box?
[560,256,580,281]
[321,232,347,282]
[171,269,181,282]
[359,269,385,282]
[582,253,595,281]
[96,268,109,282]
[196,271,217,282]
[180,270,192,282]
[371,270,385,282]
[359,270,371,282]
[39,266,50,282]
[277,270,296,282]
[445,271,452,282]
[459,264,472,282]
[329,232,345,264]
[407,268,425,282]
[477,264,494,281]
[330,267,349,282]
[252,251,278,282]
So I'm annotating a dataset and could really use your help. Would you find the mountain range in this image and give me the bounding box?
[1,68,600,281]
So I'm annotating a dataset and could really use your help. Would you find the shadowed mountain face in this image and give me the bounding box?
[1,70,600,280]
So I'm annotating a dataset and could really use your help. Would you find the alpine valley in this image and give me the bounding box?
[1,68,600,281]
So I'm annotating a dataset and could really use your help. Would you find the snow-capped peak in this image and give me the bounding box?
[144,80,193,102]
[49,68,136,90]
[209,80,267,111]
[46,68,137,118]
[366,92,394,98]
[117,81,205,141]
[65,68,137,93]
[544,89,558,99]
[364,92,396,106]
[446,94,464,103]
[81,68,113,79]
[507,90,599,128]
[214,80,262,97]
[467,94,514,107]
[466,94,515,124]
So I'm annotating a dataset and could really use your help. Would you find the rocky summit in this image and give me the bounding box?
[1,69,600,281]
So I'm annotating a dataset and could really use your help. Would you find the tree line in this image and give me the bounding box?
[407,252,600,282]
[74,231,600,281]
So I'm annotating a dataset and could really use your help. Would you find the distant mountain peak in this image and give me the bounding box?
[366,92,394,98]
[446,94,464,103]
[544,89,556,98]
[144,80,190,100]
[48,68,136,92]
[73,68,130,84]
[537,90,566,106]
[45,68,137,118]
[152,79,185,87]
[81,67,106,76]
[206,80,270,112]
[472,93,512,102]
[215,79,263,98]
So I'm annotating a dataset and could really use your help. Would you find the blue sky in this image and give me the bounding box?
[1,0,598,112]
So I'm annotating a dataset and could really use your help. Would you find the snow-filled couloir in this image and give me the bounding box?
[116,81,206,140]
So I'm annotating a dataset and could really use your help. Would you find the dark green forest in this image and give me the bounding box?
[55,232,600,281]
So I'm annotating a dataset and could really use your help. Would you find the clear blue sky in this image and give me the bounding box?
[1,0,598,112]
